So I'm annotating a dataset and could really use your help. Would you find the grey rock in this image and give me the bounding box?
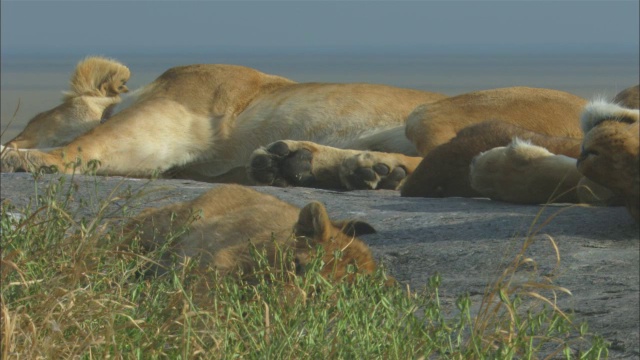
[1,173,638,358]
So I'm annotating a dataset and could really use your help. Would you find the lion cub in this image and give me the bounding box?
[126,184,379,281]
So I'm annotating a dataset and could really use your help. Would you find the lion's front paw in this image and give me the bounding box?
[1,148,59,174]
[340,153,408,190]
[1,149,26,173]
[248,141,316,187]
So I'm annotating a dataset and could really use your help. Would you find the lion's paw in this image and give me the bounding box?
[1,149,25,173]
[339,153,407,190]
[248,141,316,187]
[0,148,59,174]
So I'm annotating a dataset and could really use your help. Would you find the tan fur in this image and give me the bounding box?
[580,99,640,134]
[577,104,639,221]
[1,58,445,179]
[64,56,131,100]
[248,87,586,191]
[466,97,639,217]
[125,184,379,281]
[4,57,130,149]
[469,139,583,204]
[613,84,639,110]
[406,87,638,205]
[405,87,587,156]
[400,120,582,198]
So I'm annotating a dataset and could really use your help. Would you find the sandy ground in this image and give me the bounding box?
[1,173,638,358]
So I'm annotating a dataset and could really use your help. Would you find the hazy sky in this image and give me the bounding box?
[2,1,639,54]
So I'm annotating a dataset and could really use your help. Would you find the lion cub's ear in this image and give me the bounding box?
[333,220,376,237]
[294,201,333,241]
[294,202,376,241]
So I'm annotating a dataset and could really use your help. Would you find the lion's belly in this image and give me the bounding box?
[179,84,437,179]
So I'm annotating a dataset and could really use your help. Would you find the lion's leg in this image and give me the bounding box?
[247,140,422,190]
[1,147,76,174]
[2,100,215,177]
[469,139,583,204]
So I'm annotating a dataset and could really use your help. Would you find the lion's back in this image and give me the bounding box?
[406,87,587,155]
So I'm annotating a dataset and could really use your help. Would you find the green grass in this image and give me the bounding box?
[1,175,608,359]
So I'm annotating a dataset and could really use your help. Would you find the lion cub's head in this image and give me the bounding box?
[4,56,130,149]
[292,201,377,281]
[578,100,639,221]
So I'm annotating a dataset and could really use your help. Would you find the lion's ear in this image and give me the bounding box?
[333,220,376,237]
[294,202,332,241]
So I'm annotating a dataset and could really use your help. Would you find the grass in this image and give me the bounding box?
[1,174,609,359]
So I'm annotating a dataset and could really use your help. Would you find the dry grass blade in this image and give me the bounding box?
[1,257,29,287]
[1,301,17,359]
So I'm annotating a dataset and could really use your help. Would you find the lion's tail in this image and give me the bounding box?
[64,56,131,100]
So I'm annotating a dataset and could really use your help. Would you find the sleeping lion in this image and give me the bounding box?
[468,93,639,221]
[124,184,380,281]
[1,56,588,192]
[0,56,445,185]
[400,85,638,201]
[249,86,586,190]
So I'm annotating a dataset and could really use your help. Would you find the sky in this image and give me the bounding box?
[1,1,639,55]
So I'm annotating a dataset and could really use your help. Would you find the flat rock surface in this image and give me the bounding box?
[2,173,638,358]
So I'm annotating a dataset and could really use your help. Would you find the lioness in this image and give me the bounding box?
[125,184,380,281]
[0,56,446,187]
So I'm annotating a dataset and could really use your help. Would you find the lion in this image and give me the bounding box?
[0,56,446,186]
[403,85,639,203]
[3,57,130,149]
[125,184,381,282]
[396,87,588,197]
[468,98,639,220]
[246,87,587,191]
[403,86,587,155]
[399,120,583,198]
